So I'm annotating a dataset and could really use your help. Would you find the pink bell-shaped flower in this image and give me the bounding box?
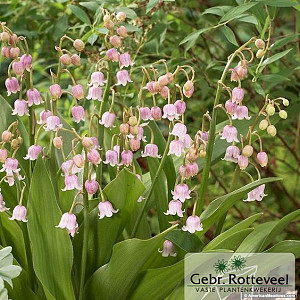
[12,99,29,116]
[98,201,119,219]
[86,86,103,101]
[62,174,82,191]
[85,179,99,195]
[44,116,62,131]
[222,145,240,163]
[164,200,185,217]
[71,106,85,123]
[220,125,239,143]
[168,140,184,157]
[5,77,20,96]
[27,88,43,106]
[182,215,203,233]
[141,144,161,158]
[244,184,267,202]
[9,205,28,222]
[119,52,133,68]
[99,112,116,128]
[120,150,133,166]
[103,149,119,167]
[172,183,191,202]
[158,240,177,257]
[24,145,43,161]
[116,70,132,86]
[56,212,78,237]
[162,104,180,121]
[170,123,187,140]
[257,151,268,167]
[37,110,52,124]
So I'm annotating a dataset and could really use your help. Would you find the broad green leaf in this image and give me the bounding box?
[199,178,281,237]
[260,209,300,251]
[202,6,232,16]
[130,261,183,300]
[179,28,210,47]
[204,213,263,251]
[74,169,145,280]
[270,34,300,51]
[84,225,177,300]
[88,33,98,45]
[79,1,99,11]
[266,240,300,257]
[236,14,258,24]
[260,48,293,70]
[220,25,238,46]
[28,159,75,300]
[166,229,203,252]
[146,0,159,13]
[219,3,257,22]
[68,4,91,25]
[255,0,299,7]
[260,74,290,83]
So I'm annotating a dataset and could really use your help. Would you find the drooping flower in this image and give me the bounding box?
[257,152,268,167]
[232,87,244,103]
[61,160,80,175]
[27,88,43,106]
[183,134,192,148]
[182,216,203,233]
[44,116,62,131]
[62,174,82,191]
[90,72,106,87]
[145,81,156,94]
[164,200,185,217]
[12,99,29,116]
[72,84,84,99]
[183,80,194,98]
[151,106,162,120]
[139,107,152,121]
[12,60,25,76]
[116,70,132,86]
[87,149,101,165]
[49,84,62,99]
[130,138,140,151]
[5,77,20,96]
[244,184,267,202]
[120,150,133,166]
[238,155,249,170]
[141,144,161,158]
[73,154,85,168]
[225,100,237,115]
[186,162,199,178]
[220,125,239,143]
[24,145,43,161]
[9,205,28,222]
[106,48,119,62]
[170,123,187,140]
[0,192,9,212]
[71,106,85,123]
[86,86,102,101]
[98,201,119,219]
[85,179,99,195]
[103,149,119,167]
[222,145,240,163]
[99,112,116,128]
[172,183,191,202]
[162,104,180,121]
[174,100,186,115]
[119,52,133,68]
[168,140,184,157]
[232,106,251,120]
[20,54,32,71]
[0,150,7,163]
[56,213,78,237]
[0,158,20,174]
[160,86,169,99]
[158,240,177,257]
[37,110,52,124]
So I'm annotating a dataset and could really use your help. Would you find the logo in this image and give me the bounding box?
[213,255,247,275]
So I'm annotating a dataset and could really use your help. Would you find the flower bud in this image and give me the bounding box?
[9,47,20,59]
[0,149,7,163]
[9,34,18,45]
[242,145,253,157]
[0,32,10,43]
[266,104,275,116]
[117,26,128,37]
[267,125,277,136]
[60,54,71,65]
[130,138,140,151]
[73,39,85,51]
[130,125,139,136]
[103,14,111,23]
[153,82,162,93]
[188,147,198,162]
[199,150,206,158]
[255,39,265,49]
[282,98,289,106]
[128,116,137,126]
[279,110,287,119]
[104,20,114,30]
[256,49,265,59]
[2,130,12,142]
[82,137,94,150]
[120,123,129,135]
[12,61,25,76]
[110,35,121,47]
[183,80,193,92]
[49,84,62,99]
[18,136,23,144]
[71,54,81,66]
[116,11,126,22]
[53,136,63,149]
[238,155,249,170]
[1,46,10,59]
[259,119,268,131]
[158,75,169,86]
[11,138,20,149]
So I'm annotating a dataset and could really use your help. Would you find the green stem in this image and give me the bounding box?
[131,126,172,238]
[196,38,255,216]
[78,156,89,300]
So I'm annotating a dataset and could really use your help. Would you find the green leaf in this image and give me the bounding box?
[28,159,75,300]
[116,7,137,19]
[255,0,299,7]
[260,48,293,71]
[203,6,232,16]
[236,14,258,25]
[68,4,91,25]
[179,28,210,47]
[219,3,257,22]
[130,261,183,300]
[146,0,159,13]
[270,34,300,51]
[88,33,98,45]
[84,225,177,300]
[204,213,263,251]
[260,74,290,83]
[220,25,238,46]
[266,241,300,257]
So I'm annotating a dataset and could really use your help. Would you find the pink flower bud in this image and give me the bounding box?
[9,34,18,45]
[164,200,184,217]
[232,87,244,103]
[71,106,85,123]
[5,77,20,96]
[116,11,126,22]
[141,143,161,158]
[174,100,186,115]
[53,136,63,149]
[12,60,24,76]
[119,52,133,68]
[130,138,141,151]
[87,86,102,101]
[37,110,52,125]
[9,205,28,222]
[12,99,29,116]
[73,154,85,168]
[98,201,119,219]
[160,86,169,99]
[153,82,162,93]
[72,84,84,100]
[257,152,268,167]
[44,116,62,131]
[0,149,8,163]
[73,39,85,52]
[172,183,191,202]
[151,106,162,120]
[49,84,62,99]
[110,35,121,47]
[9,47,20,59]
[236,60,248,79]
[146,81,156,94]
[27,88,43,106]
[0,32,10,42]
[223,145,240,163]
[2,131,12,142]
[158,75,169,86]
[20,54,32,71]
[117,26,128,37]
[238,155,249,170]
[85,179,99,195]
[225,100,237,115]
[168,140,184,157]
[106,48,119,62]
[60,54,71,65]
[82,137,94,150]
[242,145,253,157]
[139,107,152,121]
[120,150,133,166]
[182,216,203,233]
[24,145,43,160]
[116,70,132,86]
[220,125,239,143]
[87,149,101,165]
[56,213,78,237]
[104,20,114,30]
[162,104,180,121]
[103,149,119,167]
[1,46,10,59]
[158,240,177,257]
[119,123,130,135]
[184,162,199,178]
[71,54,81,66]
[99,112,116,128]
